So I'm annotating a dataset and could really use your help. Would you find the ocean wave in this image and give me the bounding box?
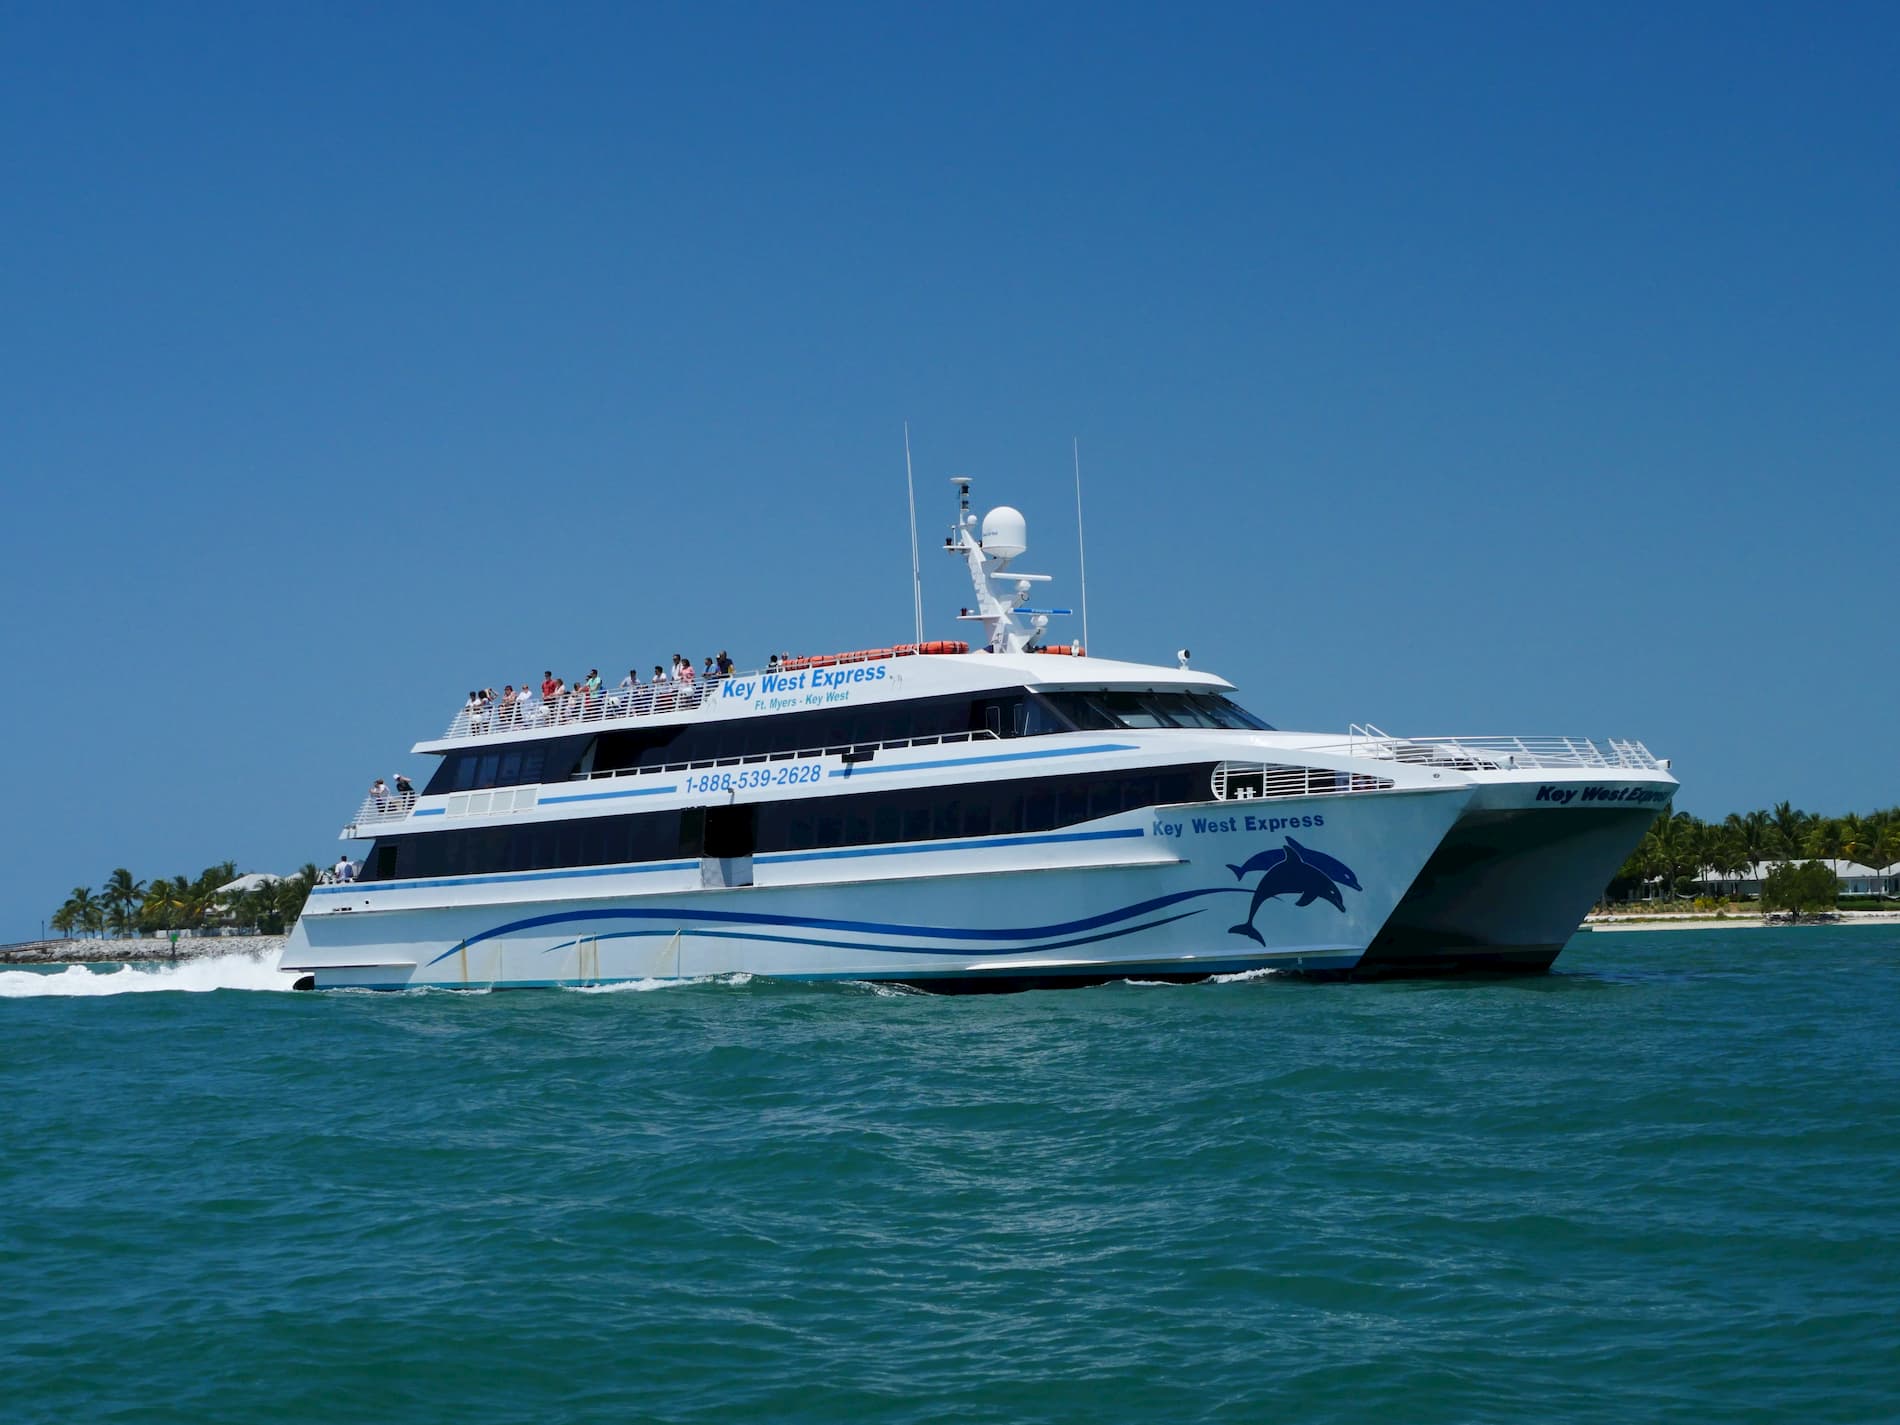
[0,951,300,998]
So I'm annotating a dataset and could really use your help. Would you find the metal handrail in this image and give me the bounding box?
[344,792,420,834]
[449,680,716,739]
[436,647,957,742]
[1212,762,1397,801]
[1337,731,1664,773]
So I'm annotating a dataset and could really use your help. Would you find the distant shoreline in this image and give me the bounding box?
[1582,910,1900,934]
[0,935,287,965]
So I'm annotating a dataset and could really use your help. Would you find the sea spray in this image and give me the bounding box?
[0,949,299,997]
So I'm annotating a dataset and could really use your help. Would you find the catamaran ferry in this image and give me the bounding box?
[283,481,1676,990]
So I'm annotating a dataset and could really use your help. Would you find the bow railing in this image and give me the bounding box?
[1339,727,1665,772]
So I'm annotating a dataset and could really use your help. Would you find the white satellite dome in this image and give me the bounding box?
[980,505,1027,561]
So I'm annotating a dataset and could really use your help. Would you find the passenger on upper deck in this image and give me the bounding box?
[717,650,734,677]
[370,777,390,811]
[497,685,517,726]
[394,773,416,805]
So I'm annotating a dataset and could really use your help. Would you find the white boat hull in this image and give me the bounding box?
[285,787,1471,990]
[1356,776,1672,975]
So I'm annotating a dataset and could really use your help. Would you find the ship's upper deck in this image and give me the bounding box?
[413,650,1239,755]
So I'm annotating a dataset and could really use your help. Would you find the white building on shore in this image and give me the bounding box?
[1693,859,1898,898]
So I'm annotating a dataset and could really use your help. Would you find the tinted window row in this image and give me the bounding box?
[361,764,1214,883]
[420,688,1270,797]
[425,735,589,796]
[1039,690,1274,732]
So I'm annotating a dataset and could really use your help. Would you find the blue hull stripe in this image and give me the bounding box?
[539,784,679,805]
[826,742,1136,777]
[424,885,1256,966]
[412,807,446,816]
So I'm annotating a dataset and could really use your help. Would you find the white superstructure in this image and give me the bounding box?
[284,481,1675,990]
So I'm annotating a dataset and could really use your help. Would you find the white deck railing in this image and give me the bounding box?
[1339,727,1665,773]
[436,646,968,742]
[1212,762,1397,801]
[446,682,717,740]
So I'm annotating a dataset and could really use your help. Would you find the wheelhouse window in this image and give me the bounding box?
[1039,689,1273,731]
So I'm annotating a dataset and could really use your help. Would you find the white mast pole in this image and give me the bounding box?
[904,422,924,645]
[1073,436,1090,654]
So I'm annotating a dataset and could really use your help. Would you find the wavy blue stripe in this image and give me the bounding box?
[424,886,1247,966]
[827,742,1136,778]
[536,908,1206,960]
[540,784,679,804]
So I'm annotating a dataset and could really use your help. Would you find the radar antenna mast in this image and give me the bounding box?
[945,478,1071,654]
[903,423,924,645]
[1073,436,1090,655]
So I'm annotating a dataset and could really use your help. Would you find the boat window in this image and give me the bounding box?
[1193,694,1274,731]
[424,736,585,795]
[1037,691,1120,732]
[1035,689,1274,732]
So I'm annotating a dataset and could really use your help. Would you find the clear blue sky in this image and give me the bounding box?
[3,2,1895,936]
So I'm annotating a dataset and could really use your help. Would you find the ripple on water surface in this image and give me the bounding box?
[2,927,1897,1425]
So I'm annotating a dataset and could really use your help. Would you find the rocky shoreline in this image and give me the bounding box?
[0,935,288,965]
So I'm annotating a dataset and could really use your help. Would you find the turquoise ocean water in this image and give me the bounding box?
[3,926,1896,1424]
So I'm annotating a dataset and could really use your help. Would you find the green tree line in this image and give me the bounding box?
[1607,802,1900,903]
[50,862,321,940]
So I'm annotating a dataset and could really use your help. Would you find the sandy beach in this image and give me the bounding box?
[1582,910,1900,934]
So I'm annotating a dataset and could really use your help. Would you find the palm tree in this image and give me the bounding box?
[1710,829,1749,898]
[103,867,144,939]
[60,889,99,942]
[50,903,76,938]
[1876,823,1900,895]
[142,877,189,933]
[275,869,317,928]
[1649,811,1700,900]
[1801,821,1843,860]
[1839,815,1880,872]
[1770,802,1808,860]
[61,887,100,939]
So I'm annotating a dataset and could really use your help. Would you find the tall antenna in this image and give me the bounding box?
[904,422,924,644]
[1073,436,1090,654]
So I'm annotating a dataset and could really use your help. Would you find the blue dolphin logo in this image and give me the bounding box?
[1285,836,1361,892]
[1227,837,1360,945]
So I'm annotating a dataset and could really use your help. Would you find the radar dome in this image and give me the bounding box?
[980,506,1027,561]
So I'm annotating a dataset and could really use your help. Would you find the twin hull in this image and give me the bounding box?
[285,788,1472,991]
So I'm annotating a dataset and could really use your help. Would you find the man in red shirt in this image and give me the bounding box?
[541,670,558,701]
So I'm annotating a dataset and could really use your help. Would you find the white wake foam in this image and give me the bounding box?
[563,971,754,994]
[0,952,300,998]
